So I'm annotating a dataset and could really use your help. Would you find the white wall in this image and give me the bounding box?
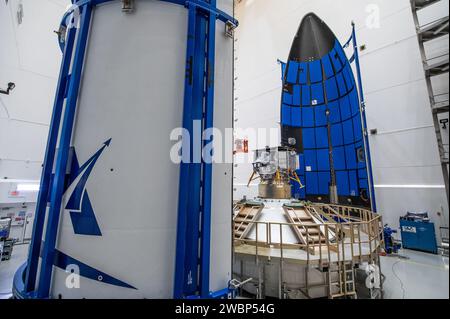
[0,0,69,229]
[233,0,449,239]
[0,0,69,184]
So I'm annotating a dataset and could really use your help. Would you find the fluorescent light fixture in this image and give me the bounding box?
[375,184,445,189]
[0,179,40,184]
[17,183,40,192]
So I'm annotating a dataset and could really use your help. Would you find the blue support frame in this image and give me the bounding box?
[199,0,217,298]
[37,3,93,298]
[350,23,377,212]
[18,0,237,299]
[175,3,204,297]
[174,0,233,299]
[23,27,77,295]
[173,4,197,298]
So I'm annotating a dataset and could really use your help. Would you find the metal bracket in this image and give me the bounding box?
[360,100,366,109]
[225,21,236,38]
[122,0,134,13]
[54,25,67,47]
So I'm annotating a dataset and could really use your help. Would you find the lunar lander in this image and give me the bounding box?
[233,147,384,299]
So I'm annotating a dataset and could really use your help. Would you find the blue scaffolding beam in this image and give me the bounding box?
[346,23,377,212]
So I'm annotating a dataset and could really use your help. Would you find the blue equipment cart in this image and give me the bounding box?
[400,212,438,254]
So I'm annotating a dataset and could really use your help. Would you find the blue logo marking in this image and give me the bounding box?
[53,248,137,290]
[39,241,137,290]
[64,139,111,236]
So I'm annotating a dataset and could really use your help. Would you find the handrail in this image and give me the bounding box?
[232,203,384,299]
[233,214,384,266]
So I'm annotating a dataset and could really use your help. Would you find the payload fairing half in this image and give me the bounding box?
[14,0,236,299]
[280,13,373,209]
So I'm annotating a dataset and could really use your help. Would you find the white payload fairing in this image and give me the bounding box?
[14,0,236,299]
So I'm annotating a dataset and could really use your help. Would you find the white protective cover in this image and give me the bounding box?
[50,0,233,298]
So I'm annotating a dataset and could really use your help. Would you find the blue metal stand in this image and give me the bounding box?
[38,3,93,299]
[345,23,377,212]
[24,26,77,296]
[19,0,237,299]
[174,0,236,300]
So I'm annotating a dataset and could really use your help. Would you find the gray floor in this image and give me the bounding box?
[0,243,29,299]
[380,249,449,299]
[0,244,448,299]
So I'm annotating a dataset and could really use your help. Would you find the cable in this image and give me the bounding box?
[391,258,406,299]
[380,272,386,285]
[0,97,10,119]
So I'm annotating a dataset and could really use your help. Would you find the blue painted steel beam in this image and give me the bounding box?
[37,4,93,298]
[174,0,234,299]
[184,7,207,296]
[199,0,217,298]
[351,23,377,212]
[174,4,198,299]
[175,0,214,298]
[23,27,77,294]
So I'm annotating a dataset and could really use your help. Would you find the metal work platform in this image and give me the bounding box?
[411,0,450,199]
[233,202,384,299]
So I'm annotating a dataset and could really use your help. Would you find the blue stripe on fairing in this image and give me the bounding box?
[53,249,137,290]
[40,244,136,290]
[69,192,102,236]
[66,139,111,211]
[64,139,111,236]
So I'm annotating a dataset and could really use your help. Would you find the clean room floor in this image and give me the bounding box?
[0,244,448,299]
[380,249,449,299]
[0,243,28,299]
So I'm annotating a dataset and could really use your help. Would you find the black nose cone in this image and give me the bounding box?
[289,13,336,62]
